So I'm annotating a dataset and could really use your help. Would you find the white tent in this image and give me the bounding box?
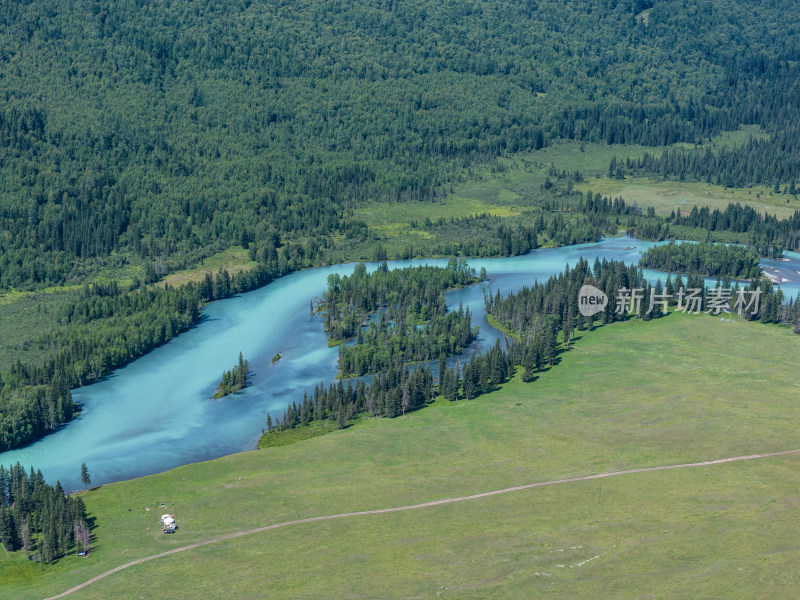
[163,516,175,526]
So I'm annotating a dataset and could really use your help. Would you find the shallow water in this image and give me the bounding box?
[3,237,799,489]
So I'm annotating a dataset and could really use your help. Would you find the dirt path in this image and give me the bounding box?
[44,447,800,599]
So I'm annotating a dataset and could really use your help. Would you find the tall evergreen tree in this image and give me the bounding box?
[80,463,91,489]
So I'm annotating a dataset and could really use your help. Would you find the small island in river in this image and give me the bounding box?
[212,352,250,398]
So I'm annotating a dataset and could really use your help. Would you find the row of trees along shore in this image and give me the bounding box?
[0,265,280,453]
[264,341,514,435]
[486,257,800,349]
[639,241,761,279]
[265,257,800,440]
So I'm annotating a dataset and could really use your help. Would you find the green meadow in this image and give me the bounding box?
[577,177,800,219]
[157,247,258,288]
[7,314,800,599]
[352,127,792,257]
[545,127,800,219]
[0,288,77,373]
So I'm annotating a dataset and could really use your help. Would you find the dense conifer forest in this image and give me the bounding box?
[321,260,477,342]
[320,260,479,375]
[640,241,761,279]
[2,0,799,290]
[0,463,90,563]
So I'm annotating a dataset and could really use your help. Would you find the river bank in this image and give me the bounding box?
[3,237,799,490]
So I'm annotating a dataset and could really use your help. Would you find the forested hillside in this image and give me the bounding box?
[1,0,799,289]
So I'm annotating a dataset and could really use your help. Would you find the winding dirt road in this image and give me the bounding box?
[43,447,800,599]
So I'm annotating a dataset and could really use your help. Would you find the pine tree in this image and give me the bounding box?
[80,463,91,488]
[545,326,557,366]
[41,528,56,563]
[562,304,575,345]
[21,517,32,559]
[74,519,90,553]
[336,404,346,429]
[462,359,478,399]
[523,350,536,382]
[479,357,491,392]
[0,506,18,552]
[237,352,247,388]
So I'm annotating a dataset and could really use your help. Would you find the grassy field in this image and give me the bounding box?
[348,140,660,258]
[7,314,800,599]
[350,196,523,260]
[577,176,800,219]
[257,419,341,449]
[358,196,519,229]
[539,127,800,219]
[471,128,798,223]
[0,288,77,373]
[157,247,258,287]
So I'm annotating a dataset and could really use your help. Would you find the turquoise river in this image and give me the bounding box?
[3,237,800,489]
